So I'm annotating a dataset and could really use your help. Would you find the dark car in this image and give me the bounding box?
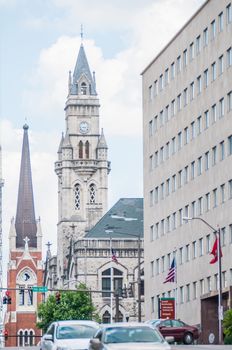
[147,319,199,345]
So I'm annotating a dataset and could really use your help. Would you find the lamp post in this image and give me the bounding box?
[137,234,142,322]
[183,216,223,344]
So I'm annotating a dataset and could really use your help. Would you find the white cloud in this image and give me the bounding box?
[1,0,206,265]
[22,0,204,137]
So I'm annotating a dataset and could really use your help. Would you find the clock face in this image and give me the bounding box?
[79,121,89,134]
[23,272,31,281]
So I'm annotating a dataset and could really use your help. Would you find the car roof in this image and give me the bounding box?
[100,322,155,330]
[55,320,99,327]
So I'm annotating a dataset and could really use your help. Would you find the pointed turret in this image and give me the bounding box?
[62,131,72,148]
[97,128,108,149]
[58,133,64,154]
[70,44,97,96]
[15,124,37,248]
[97,129,108,161]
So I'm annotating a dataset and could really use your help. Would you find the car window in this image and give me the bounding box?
[160,320,172,327]
[103,327,164,344]
[46,325,55,336]
[172,320,184,327]
[94,330,103,340]
[56,325,98,339]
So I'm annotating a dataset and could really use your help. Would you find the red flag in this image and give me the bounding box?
[210,237,222,264]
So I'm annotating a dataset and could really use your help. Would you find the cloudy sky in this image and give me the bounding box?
[0,0,205,262]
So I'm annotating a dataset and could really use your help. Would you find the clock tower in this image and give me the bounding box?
[5,125,43,347]
[55,43,111,283]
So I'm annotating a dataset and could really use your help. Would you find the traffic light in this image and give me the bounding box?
[6,291,11,304]
[55,292,61,304]
[4,330,8,341]
[128,284,134,298]
[3,291,11,304]
[121,286,127,298]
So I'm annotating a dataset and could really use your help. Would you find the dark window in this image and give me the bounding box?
[102,268,123,297]
[74,184,81,210]
[81,82,87,95]
[89,183,96,204]
[29,331,34,346]
[85,141,89,158]
[79,141,83,158]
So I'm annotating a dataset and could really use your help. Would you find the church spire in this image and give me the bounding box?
[15,124,37,248]
[70,44,97,96]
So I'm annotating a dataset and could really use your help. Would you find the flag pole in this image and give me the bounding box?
[110,237,113,323]
[217,228,223,344]
[173,250,177,319]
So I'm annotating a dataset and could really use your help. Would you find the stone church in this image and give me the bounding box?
[5,125,43,346]
[44,42,144,322]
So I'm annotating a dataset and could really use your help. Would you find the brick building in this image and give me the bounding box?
[4,125,43,346]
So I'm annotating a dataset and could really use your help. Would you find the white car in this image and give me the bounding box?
[40,320,100,350]
[88,322,173,350]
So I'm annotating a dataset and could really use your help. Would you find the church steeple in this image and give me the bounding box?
[70,44,97,96]
[56,41,110,285]
[15,124,37,248]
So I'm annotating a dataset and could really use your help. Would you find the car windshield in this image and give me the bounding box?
[57,324,97,339]
[103,326,164,344]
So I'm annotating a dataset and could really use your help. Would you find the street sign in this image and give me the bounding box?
[159,298,175,319]
[32,286,48,292]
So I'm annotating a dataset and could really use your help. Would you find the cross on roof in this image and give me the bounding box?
[80,24,84,42]
[46,241,52,250]
[23,236,30,250]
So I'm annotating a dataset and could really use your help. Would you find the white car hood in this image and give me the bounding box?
[56,338,90,349]
[104,342,171,350]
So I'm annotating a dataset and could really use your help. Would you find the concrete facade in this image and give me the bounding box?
[142,0,232,328]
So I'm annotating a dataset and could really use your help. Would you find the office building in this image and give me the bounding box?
[142,0,232,342]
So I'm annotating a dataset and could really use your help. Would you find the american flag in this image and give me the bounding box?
[111,248,118,263]
[163,258,176,283]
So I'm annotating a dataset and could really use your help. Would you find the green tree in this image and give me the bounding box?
[37,283,99,332]
[223,309,232,343]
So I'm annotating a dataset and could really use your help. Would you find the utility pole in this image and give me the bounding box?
[115,289,119,322]
[217,228,223,345]
[0,146,4,347]
[183,216,223,344]
[138,235,142,322]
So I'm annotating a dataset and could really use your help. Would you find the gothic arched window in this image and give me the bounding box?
[74,184,81,210]
[102,267,123,297]
[24,330,28,346]
[29,330,34,346]
[85,141,89,159]
[89,183,96,204]
[102,310,111,324]
[18,330,23,346]
[79,141,83,159]
[80,82,87,95]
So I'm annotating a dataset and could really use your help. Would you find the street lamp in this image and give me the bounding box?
[182,216,223,344]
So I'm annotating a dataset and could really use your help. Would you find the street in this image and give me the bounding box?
[2,346,232,350]
[171,346,232,350]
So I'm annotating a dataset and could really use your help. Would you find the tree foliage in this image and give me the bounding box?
[223,309,232,338]
[37,283,99,332]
